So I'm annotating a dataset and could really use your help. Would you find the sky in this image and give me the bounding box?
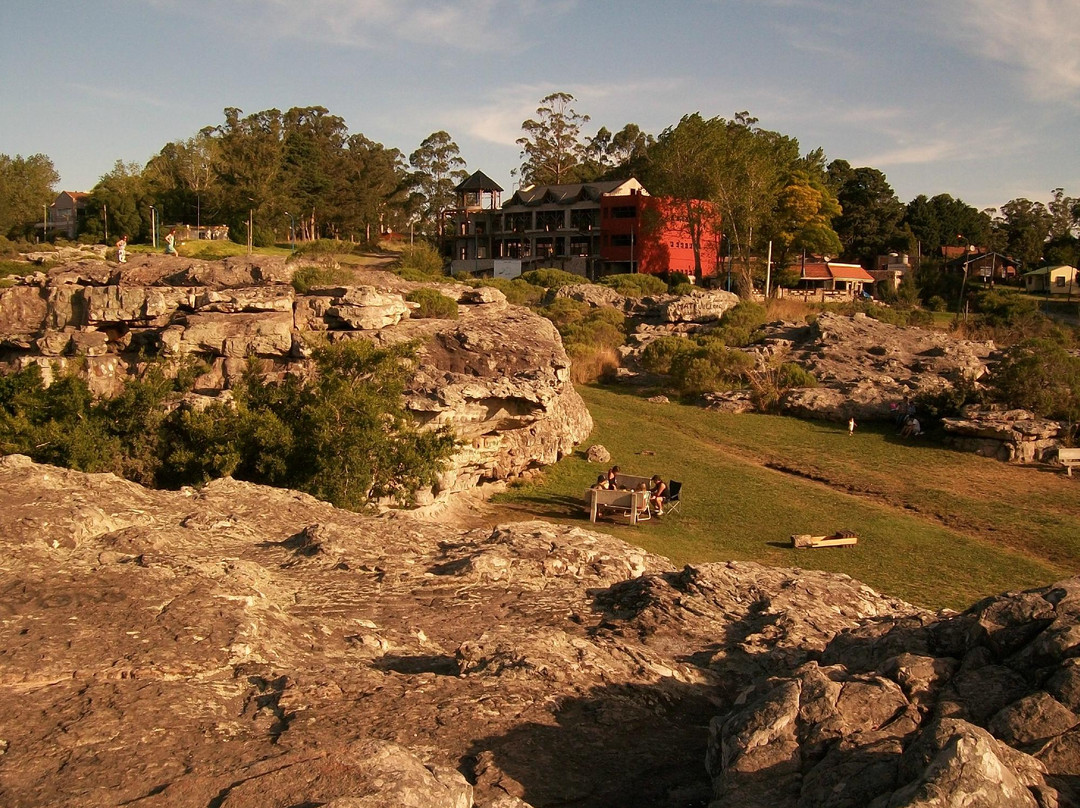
[2,0,1078,213]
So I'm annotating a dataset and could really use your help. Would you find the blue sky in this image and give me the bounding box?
[2,0,1078,212]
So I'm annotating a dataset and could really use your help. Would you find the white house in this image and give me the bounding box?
[1023,265,1079,296]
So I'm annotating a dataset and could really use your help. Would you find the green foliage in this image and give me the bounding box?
[667,273,693,294]
[669,337,755,396]
[0,153,59,240]
[459,277,544,307]
[0,343,458,510]
[712,300,768,347]
[406,288,458,319]
[394,242,445,280]
[291,264,354,293]
[520,268,582,289]
[599,273,667,298]
[928,295,948,312]
[989,339,1080,422]
[640,336,690,375]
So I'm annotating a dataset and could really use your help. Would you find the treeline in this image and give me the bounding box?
[2,95,1079,280]
[0,340,458,510]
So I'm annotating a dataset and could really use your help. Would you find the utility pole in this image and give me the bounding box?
[765,240,773,298]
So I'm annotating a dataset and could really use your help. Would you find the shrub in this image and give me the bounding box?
[928,296,948,312]
[460,277,544,307]
[0,342,459,510]
[396,242,446,279]
[406,288,458,319]
[566,343,620,384]
[989,338,1080,422]
[600,273,667,298]
[520,268,582,289]
[291,265,354,293]
[640,336,693,375]
[713,300,768,347]
[668,273,693,294]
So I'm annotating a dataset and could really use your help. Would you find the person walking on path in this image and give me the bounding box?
[164,230,178,255]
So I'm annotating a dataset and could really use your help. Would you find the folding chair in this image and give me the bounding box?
[662,480,682,516]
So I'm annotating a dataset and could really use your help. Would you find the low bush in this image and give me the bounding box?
[520,268,582,289]
[395,242,446,280]
[406,288,458,319]
[599,273,667,298]
[989,338,1080,422]
[291,265,355,293]
[459,277,544,307]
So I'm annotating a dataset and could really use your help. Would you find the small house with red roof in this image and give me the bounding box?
[780,259,875,301]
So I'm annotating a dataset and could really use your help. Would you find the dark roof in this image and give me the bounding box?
[456,171,503,193]
[507,179,635,207]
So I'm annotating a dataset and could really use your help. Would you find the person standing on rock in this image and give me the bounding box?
[116,235,127,263]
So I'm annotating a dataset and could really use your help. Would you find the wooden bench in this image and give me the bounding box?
[1060,448,1080,477]
[586,488,650,526]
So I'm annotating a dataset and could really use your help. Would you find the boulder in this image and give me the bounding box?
[0,259,589,507]
[942,407,1066,463]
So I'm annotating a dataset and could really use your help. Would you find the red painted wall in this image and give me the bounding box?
[599,193,721,277]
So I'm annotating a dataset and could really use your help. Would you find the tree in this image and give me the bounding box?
[207,107,286,244]
[279,106,350,240]
[0,153,59,240]
[904,194,993,257]
[770,170,842,269]
[340,133,409,243]
[828,161,906,265]
[83,160,151,243]
[993,198,1052,270]
[516,92,590,186]
[408,131,467,238]
[582,123,653,181]
[144,133,221,231]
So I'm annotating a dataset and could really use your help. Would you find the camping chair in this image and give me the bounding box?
[663,480,682,516]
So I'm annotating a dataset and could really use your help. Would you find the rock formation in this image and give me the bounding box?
[760,312,994,422]
[1,456,1077,807]
[0,254,591,502]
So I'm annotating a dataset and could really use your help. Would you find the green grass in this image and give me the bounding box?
[494,385,1079,610]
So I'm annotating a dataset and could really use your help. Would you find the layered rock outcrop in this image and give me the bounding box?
[1,456,1077,807]
[0,254,591,502]
[760,312,995,422]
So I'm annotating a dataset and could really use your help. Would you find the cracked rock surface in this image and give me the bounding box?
[1,455,1077,807]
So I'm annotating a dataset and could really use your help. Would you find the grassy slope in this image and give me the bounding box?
[494,385,1079,610]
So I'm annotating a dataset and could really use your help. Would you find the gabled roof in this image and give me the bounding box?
[1023,265,1077,277]
[800,261,874,282]
[506,178,644,208]
[455,170,503,193]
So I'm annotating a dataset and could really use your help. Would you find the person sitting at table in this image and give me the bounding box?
[636,482,650,518]
[591,474,612,490]
[606,465,621,488]
[650,475,668,515]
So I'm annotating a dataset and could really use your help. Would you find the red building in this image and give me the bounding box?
[600,193,721,279]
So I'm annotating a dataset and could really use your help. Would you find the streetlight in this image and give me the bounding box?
[42,204,47,243]
[149,206,158,249]
[284,211,295,252]
[955,234,975,322]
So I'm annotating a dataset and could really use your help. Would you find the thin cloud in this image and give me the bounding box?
[172,0,567,52]
[935,0,1080,100]
[72,82,169,110]
[859,123,1023,168]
